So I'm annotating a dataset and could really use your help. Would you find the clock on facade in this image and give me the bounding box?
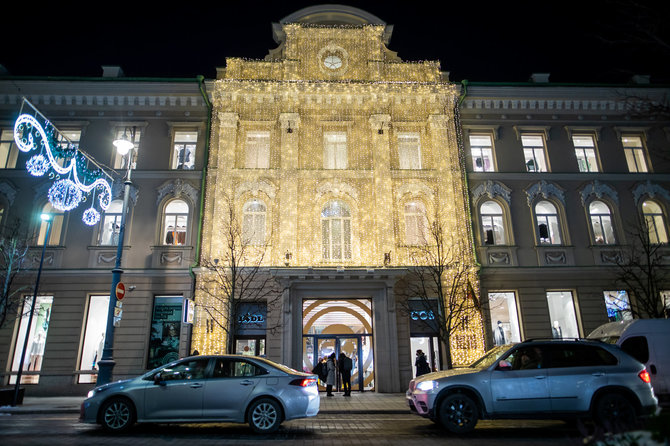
[323,54,343,70]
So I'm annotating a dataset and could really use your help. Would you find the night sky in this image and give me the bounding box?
[1,1,668,83]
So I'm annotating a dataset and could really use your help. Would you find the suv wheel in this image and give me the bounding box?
[594,393,636,431]
[438,393,479,434]
[248,398,282,433]
[100,397,135,432]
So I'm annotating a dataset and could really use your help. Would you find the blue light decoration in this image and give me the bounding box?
[13,109,112,226]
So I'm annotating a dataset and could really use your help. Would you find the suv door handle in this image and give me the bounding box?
[190,383,203,388]
[240,380,254,386]
[534,375,545,379]
[592,372,605,377]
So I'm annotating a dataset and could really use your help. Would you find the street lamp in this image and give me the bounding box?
[12,213,52,406]
[97,127,136,386]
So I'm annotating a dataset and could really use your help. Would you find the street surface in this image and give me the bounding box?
[0,412,583,445]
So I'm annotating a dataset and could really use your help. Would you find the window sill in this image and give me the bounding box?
[150,245,193,268]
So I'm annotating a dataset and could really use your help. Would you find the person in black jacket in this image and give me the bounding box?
[338,352,353,396]
[415,349,431,376]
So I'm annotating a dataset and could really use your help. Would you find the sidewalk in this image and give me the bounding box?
[0,392,409,415]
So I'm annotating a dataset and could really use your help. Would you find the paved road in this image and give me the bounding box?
[0,412,582,445]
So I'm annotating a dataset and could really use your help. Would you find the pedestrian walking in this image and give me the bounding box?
[415,349,431,376]
[338,352,353,396]
[326,353,337,396]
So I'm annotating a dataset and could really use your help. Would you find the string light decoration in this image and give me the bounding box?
[13,106,112,226]
[193,22,485,365]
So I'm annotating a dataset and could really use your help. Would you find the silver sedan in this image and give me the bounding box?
[80,355,320,433]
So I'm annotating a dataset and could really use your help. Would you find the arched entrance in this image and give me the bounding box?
[302,299,374,391]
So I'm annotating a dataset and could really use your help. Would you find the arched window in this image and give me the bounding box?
[404,201,428,245]
[37,202,64,246]
[242,199,266,245]
[642,200,668,244]
[589,200,615,245]
[480,201,506,245]
[321,200,351,260]
[535,200,562,245]
[163,199,189,245]
[99,200,123,245]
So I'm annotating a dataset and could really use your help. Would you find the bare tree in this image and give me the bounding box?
[397,219,481,370]
[196,195,283,353]
[612,214,670,319]
[0,220,33,328]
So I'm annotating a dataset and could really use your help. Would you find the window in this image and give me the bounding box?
[521,135,548,172]
[488,292,522,345]
[589,201,616,245]
[163,199,189,245]
[572,135,599,172]
[603,291,632,322]
[620,336,649,364]
[398,133,421,169]
[480,201,506,245]
[321,200,352,260]
[212,358,266,378]
[78,295,110,383]
[404,201,428,245]
[323,132,347,169]
[546,291,580,338]
[642,200,668,244]
[469,134,495,172]
[242,199,266,245]
[0,129,19,169]
[158,358,209,381]
[546,345,617,368]
[147,296,183,369]
[10,295,53,384]
[245,131,270,169]
[113,127,141,169]
[171,131,197,170]
[622,135,648,173]
[55,129,81,168]
[535,201,561,245]
[504,346,546,370]
[37,202,65,246]
[98,200,123,245]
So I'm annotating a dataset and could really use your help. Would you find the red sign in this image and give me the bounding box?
[115,282,126,301]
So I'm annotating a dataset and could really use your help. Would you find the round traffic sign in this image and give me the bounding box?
[115,282,126,300]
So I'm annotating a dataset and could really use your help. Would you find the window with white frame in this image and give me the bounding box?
[546,291,580,338]
[113,127,141,169]
[488,292,522,345]
[0,129,19,169]
[535,200,562,245]
[404,201,428,245]
[589,200,616,245]
[321,200,351,260]
[603,290,632,322]
[78,294,110,383]
[572,135,599,172]
[245,131,270,169]
[621,135,649,173]
[480,200,506,245]
[242,199,266,245]
[163,199,189,245]
[469,134,495,172]
[171,130,197,170]
[398,133,421,169]
[642,200,668,244]
[521,134,548,172]
[98,200,123,245]
[323,132,347,169]
[37,202,64,246]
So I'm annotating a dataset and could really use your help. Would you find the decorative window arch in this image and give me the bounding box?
[321,200,352,260]
[642,200,669,244]
[534,200,562,245]
[98,199,123,245]
[162,199,190,246]
[242,199,267,245]
[588,200,616,245]
[37,202,65,246]
[404,201,428,245]
[480,200,507,245]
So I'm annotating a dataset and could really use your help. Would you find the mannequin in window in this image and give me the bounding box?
[93,332,105,369]
[485,229,495,245]
[539,223,550,243]
[165,225,175,245]
[494,320,506,345]
[111,223,120,246]
[552,320,563,339]
[526,159,536,172]
[28,330,46,371]
[176,225,186,245]
[176,147,186,170]
[475,157,483,169]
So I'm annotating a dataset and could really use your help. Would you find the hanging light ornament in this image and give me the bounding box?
[26,154,50,176]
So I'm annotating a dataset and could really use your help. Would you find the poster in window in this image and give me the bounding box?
[147,296,183,369]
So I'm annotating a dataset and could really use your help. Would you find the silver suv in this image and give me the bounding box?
[406,340,658,433]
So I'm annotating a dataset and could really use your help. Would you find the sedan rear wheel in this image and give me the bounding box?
[439,393,479,434]
[248,398,282,433]
[100,397,135,432]
[594,393,636,432]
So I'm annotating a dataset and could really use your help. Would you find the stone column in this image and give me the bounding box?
[369,114,392,265]
[278,113,300,264]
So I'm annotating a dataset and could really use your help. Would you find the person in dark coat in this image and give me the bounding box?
[415,349,431,376]
[325,353,337,396]
[338,352,353,396]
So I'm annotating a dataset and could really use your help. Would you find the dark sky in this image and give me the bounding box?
[1,1,668,83]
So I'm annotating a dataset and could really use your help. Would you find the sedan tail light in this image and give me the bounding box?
[638,369,651,384]
[290,378,317,387]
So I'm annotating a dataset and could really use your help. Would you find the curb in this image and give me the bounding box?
[1,408,410,415]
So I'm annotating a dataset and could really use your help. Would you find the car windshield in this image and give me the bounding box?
[469,345,514,369]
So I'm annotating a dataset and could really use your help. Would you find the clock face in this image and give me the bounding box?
[323,55,342,70]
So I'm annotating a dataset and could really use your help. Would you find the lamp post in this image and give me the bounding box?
[12,213,52,406]
[97,128,136,386]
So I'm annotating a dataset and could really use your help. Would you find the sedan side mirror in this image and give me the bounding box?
[153,373,166,386]
[496,360,512,371]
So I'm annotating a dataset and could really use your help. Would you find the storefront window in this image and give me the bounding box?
[234,303,267,356]
[603,290,632,322]
[488,292,522,345]
[78,295,110,383]
[11,295,53,384]
[147,296,183,369]
[546,291,580,338]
